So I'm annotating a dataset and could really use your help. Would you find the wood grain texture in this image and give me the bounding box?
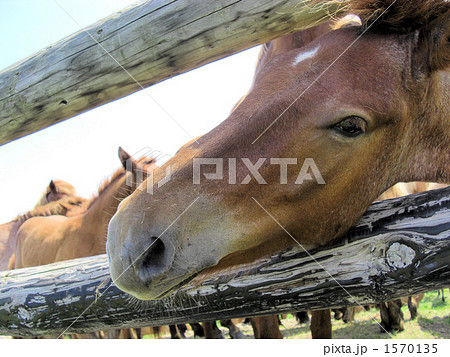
[0,0,347,146]
[0,187,448,336]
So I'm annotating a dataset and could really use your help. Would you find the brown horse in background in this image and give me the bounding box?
[0,180,83,271]
[33,180,77,208]
[107,0,450,339]
[14,147,155,268]
[13,148,155,339]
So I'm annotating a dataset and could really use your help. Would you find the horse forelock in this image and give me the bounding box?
[350,0,450,33]
[254,17,362,76]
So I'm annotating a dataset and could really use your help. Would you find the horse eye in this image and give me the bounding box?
[333,116,367,137]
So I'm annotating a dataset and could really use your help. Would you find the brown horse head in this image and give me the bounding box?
[34,179,77,208]
[107,0,450,300]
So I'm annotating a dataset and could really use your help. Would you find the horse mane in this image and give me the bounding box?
[87,168,126,210]
[257,43,270,68]
[17,196,88,225]
[349,0,450,33]
[86,154,157,210]
[17,168,129,224]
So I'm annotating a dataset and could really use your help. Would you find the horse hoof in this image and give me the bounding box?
[213,331,225,339]
[230,331,245,339]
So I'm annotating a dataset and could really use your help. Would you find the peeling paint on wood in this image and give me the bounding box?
[386,242,415,269]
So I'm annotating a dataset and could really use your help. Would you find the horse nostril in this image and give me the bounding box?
[139,237,167,278]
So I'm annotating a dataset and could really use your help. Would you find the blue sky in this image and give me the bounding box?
[0,0,260,222]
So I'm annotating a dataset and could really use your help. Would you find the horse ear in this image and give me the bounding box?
[49,180,57,193]
[118,147,137,173]
[416,10,450,73]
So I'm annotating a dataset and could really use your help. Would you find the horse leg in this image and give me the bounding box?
[250,318,261,339]
[408,293,424,320]
[169,325,183,339]
[133,328,141,339]
[380,300,404,332]
[202,321,225,339]
[152,326,161,338]
[379,302,390,333]
[176,324,187,338]
[189,323,204,338]
[332,308,344,321]
[103,330,120,338]
[250,316,283,339]
[310,309,332,339]
[342,307,355,323]
[407,296,418,320]
[137,327,155,338]
[388,299,404,331]
[119,328,138,339]
[296,311,309,324]
[220,319,244,339]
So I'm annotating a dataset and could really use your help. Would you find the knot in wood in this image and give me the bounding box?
[386,242,415,269]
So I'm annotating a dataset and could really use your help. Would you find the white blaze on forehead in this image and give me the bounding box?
[292,46,319,67]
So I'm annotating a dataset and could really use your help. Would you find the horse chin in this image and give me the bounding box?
[135,274,202,301]
[150,271,202,300]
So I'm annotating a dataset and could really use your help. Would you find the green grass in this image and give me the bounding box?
[280,291,450,339]
[142,290,449,339]
[283,291,450,339]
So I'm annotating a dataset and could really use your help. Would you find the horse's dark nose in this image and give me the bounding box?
[133,236,170,283]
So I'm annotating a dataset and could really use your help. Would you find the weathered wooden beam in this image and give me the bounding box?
[0,0,347,146]
[0,187,448,337]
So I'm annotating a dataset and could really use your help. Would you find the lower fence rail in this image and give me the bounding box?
[0,187,449,336]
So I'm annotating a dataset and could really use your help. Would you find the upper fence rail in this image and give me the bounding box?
[0,0,347,146]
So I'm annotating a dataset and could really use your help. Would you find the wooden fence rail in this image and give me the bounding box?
[0,187,448,337]
[0,0,347,146]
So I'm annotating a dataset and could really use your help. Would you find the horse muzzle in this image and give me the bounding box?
[107,214,176,299]
[106,204,224,300]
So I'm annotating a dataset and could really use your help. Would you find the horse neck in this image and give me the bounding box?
[400,72,450,184]
[82,171,132,237]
